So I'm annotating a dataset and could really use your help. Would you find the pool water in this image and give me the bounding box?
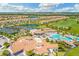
[50,34,62,40]
[77,37,79,41]
[63,37,72,42]
[50,33,78,42]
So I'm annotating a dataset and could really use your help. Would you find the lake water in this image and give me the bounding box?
[0,27,18,34]
[0,24,39,34]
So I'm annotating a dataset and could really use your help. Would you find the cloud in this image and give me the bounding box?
[38,3,59,10]
[33,3,59,12]
[74,4,79,11]
[54,4,79,12]
[0,3,63,12]
[0,3,34,12]
[39,3,56,9]
[54,7,74,12]
[0,3,79,12]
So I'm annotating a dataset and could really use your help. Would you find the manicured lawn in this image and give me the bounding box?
[47,17,79,34]
[66,47,79,56]
[58,52,65,56]
[0,52,2,56]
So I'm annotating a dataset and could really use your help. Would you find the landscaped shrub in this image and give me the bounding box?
[2,50,10,56]
[3,42,10,48]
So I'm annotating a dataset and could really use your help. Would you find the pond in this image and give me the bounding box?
[0,24,39,34]
[0,27,19,34]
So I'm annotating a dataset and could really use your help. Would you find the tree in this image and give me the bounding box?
[58,41,71,52]
[77,20,79,24]
[64,26,72,30]
[46,38,49,42]
[26,32,32,36]
[26,50,35,56]
[58,44,67,52]
[33,54,41,56]
[2,50,10,56]
[74,41,79,46]
[50,40,54,44]
[3,42,10,48]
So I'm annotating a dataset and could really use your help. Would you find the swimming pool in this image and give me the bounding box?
[49,33,78,42]
[63,37,72,42]
[77,37,79,41]
[50,34,62,40]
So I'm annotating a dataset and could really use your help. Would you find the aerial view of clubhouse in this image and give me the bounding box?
[0,3,79,56]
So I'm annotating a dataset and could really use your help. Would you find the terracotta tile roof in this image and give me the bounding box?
[34,40,58,54]
[34,47,48,54]
[10,36,58,54]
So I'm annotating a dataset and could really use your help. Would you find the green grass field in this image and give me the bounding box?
[58,52,65,56]
[65,47,79,56]
[47,17,79,34]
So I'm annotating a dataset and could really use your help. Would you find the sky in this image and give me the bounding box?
[0,3,79,12]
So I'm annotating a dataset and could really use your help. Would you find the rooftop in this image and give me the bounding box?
[10,36,58,55]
